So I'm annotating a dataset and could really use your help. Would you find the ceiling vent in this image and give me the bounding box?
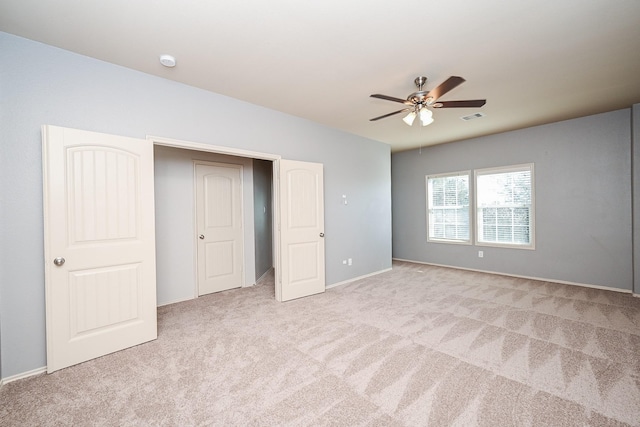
[460,112,486,121]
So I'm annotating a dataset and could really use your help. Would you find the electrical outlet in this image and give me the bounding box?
[478,251,484,258]
[348,258,353,266]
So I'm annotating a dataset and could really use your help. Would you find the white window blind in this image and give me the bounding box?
[475,164,534,248]
[426,171,470,243]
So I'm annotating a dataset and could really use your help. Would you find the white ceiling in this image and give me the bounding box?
[2,0,640,152]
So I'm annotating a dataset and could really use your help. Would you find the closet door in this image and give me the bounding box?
[42,125,157,373]
[277,159,325,301]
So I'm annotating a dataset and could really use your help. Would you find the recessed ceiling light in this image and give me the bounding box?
[159,54,176,68]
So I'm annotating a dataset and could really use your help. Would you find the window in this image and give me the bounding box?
[426,171,471,243]
[475,164,534,249]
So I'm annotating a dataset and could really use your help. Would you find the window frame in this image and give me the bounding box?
[425,170,472,245]
[474,163,535,250]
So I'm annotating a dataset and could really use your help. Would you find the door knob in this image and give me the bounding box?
[199,234,205,239]
[319,232,325,237]
[53,257,65,266]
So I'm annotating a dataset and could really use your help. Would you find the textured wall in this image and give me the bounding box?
[0,32,392,379]
[392,109,633,290]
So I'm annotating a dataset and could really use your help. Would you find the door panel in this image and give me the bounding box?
[69,264,140,337]
[205,241,235,276]
[196,162,243,295]
[68,147,138,242]
[42,125,157,373]
[277,160,325,301]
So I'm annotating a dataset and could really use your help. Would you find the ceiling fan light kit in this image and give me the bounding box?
[370,76,486,127]
[403,111,417,126]
[419,108,433,126]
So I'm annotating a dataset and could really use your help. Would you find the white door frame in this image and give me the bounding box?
[147,136,282,296]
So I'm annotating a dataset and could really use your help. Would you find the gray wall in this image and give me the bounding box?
[0,303,2,381]
[633,104,640,295]
[154,146,256,306]
[392,109,633,291]
[253,159,273,280]
[0,32,392,379]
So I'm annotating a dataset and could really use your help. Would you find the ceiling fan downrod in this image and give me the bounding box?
[408,76,432,106]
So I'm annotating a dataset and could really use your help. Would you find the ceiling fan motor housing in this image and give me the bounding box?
[409,77,433,106]
[408,91,431,106]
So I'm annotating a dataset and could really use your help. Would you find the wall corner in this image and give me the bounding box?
[632,104,640,295]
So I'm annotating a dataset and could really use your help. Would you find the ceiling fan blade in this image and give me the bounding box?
[370,94,413,105]
[427,76,466,102]
[370,108,412,121]
[433,100,486,108]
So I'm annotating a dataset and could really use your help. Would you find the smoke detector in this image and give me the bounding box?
[159,54,176,68]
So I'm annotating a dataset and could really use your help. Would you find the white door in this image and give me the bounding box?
[277,160,325,302]
[42,125,157,373]
[195,162,244,295]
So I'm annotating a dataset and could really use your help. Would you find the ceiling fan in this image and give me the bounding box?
[370,76,486,126]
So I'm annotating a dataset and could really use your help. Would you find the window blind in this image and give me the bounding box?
[475,165,534,247]
[427,172,470,243]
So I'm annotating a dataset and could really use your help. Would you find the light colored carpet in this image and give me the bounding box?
[1,261,639,426]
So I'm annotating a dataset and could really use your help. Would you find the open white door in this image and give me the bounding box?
[42,125,157,373]
[276,160,325,302]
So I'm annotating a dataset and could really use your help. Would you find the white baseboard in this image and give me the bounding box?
[1,366,47,386]
[157,296,196,307]
[392,258,633,294]
[327,267,392,289]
